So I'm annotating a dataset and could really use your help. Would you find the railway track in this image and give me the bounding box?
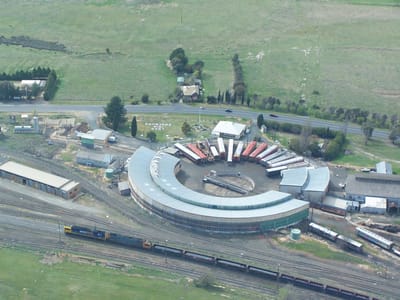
[0,227,278,298]
[0,151,398,298]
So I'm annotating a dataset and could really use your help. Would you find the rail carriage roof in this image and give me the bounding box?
[128,147,308,221]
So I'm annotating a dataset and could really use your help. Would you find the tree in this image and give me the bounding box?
[389,126,400,145]
[131,116,137,137]
[194,273,216,289]
[181,121,192,136]
[141,93,149,104]
[257,114,264,128]
[169,48,188,74]
[43,70,58,101]
[362,121,374,145]
[104,96,127,131]
[146,131,157,142]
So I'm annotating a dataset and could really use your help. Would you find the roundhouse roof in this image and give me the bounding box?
[128,147,308,222]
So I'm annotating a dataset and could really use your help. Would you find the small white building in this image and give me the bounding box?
[211,121,246,140]
[360,197,387,214]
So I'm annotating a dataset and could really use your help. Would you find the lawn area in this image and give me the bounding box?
[278,239,365,264]
[333,134,400,172]
[121,113,251,143]
[0,1,399,116]
[0,247,261,300]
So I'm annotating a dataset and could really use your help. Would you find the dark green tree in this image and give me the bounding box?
[43,70,58,101]
[104,96,127,131]
[389,126,400,145]
[362,121,374,145]
[257,114,264,128]
[169,48,188,74]
[141,93,149,104]
[181,121,192,136]
[131,116,137,137]
[147,131,157,142]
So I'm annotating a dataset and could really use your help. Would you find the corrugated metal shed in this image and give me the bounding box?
[280,167,308,187]
[76,151,113,168]
[303,167,330,192]
[360,197,387,214]
[211,121,246,139]
[0,161,70,188]
[345,173,400,200]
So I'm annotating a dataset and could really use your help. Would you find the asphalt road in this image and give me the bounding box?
[0,103,390,139]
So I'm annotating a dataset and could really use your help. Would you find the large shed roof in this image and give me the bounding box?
[128,147,308,221]
[0,161,70,188]
[346,173,400,199]
[280,167,308,187]
[303,167,330,192]
[212,121,246,138]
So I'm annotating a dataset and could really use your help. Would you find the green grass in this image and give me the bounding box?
[0,1,399,115]
[334,0,400,6]
[0,247,261,300]
[333,134,400,171]
[123,113,249,143]
[278,239,365,264]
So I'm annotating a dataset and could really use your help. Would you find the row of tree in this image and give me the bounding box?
[257,114,347,161]
[0,67,53,81]
[231,54,246,98]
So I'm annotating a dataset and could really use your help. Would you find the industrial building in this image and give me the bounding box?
[279,167,330,203]
[211,121,247,139]
[0,161,80,199]
[345,173,400,213]
[360,197,387,215]
[76,151,114,168]
[127,146,309,234]
[76,129,113,148]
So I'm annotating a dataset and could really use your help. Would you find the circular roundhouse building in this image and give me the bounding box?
[128,146,309,234]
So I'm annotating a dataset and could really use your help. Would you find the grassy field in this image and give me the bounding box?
[121,113,250,142]
[333,134,400,172]
[278,239,365,264]
[0,247,263,300]
[0,0,399,115]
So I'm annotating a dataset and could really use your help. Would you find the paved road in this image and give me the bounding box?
[0,103,390,139]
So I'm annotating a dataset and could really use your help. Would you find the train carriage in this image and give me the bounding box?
[337,234,363,253]
[309,222,338,242]
[183,251,215,265]
[356,227,394,250]
[216,258,247,272]
[152,244,183,257]
[247,266,278,280]
[108,233,152,249]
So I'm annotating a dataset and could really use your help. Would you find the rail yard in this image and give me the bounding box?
[0,115,400,300]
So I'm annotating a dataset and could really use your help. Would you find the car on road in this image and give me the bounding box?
[225,109,232,113]
[269,114,278,118]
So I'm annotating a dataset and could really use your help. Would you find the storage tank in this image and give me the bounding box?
[290,228,301,240]
[105,168,114,179]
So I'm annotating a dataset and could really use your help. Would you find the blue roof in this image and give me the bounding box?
[303,167,330,192]
[280,167,308,187]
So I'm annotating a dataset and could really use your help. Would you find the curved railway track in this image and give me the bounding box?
[0,151,398,299]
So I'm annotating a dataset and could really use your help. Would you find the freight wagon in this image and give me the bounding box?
[64,225,373,300]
